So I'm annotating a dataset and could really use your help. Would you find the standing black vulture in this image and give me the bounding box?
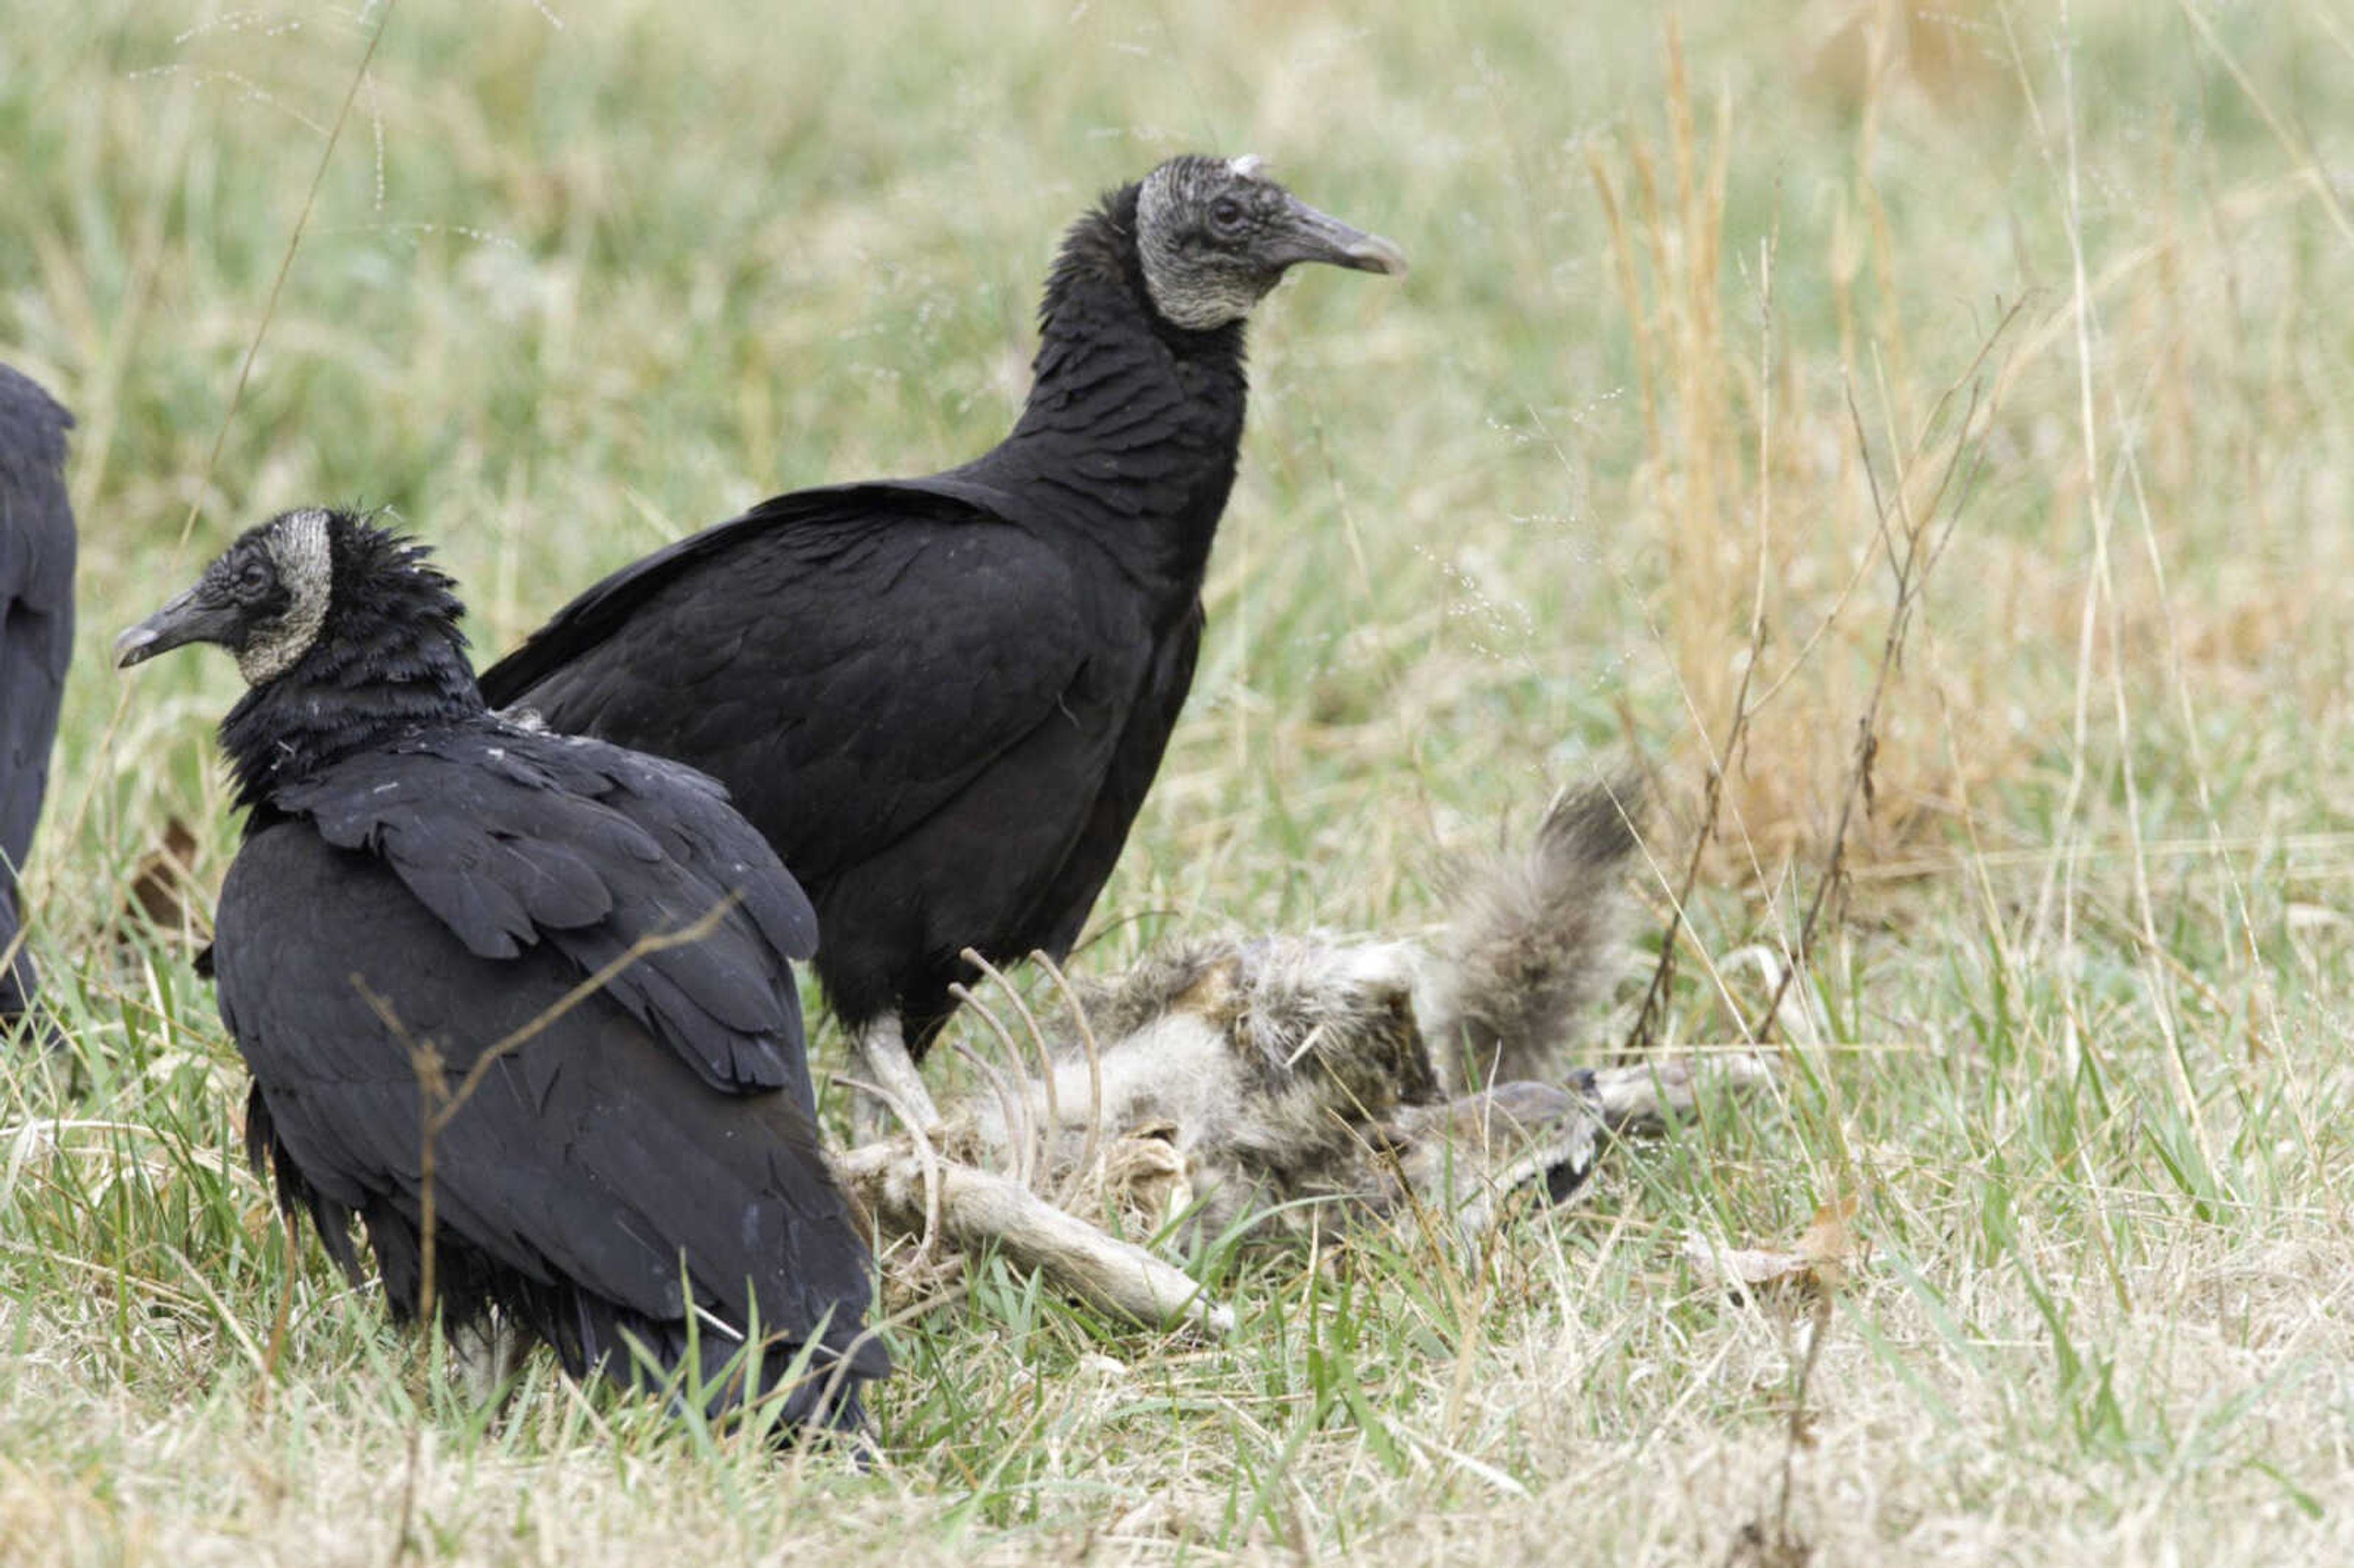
[116,508,884,1430]
[0,365,74,1039]
[479,156,1406,1129]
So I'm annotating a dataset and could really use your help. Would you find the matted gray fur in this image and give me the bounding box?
[1417,774,1645,1091]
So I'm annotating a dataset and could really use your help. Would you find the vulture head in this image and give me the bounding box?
[1133,154,1406,332]
[114,508,463,687]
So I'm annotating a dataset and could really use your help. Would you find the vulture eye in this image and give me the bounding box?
[235,560,273,598]
[1208,196,1245,235]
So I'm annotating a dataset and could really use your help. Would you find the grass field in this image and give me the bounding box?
[6,0,2354,1561]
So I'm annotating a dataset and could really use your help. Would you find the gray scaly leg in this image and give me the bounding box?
[850,1014,940,1143]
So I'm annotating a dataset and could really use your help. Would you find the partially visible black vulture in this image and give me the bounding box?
[0,365,74,1038]
[116,508,884,1431]
[481,156,1406,1128]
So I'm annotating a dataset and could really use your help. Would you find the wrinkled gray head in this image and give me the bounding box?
[1133,154,1406,332]
[113,508,336,684]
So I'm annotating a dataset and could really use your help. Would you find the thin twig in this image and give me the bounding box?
[1746,309,2017,1044]
[1772,1288,1835,1556]
[180,2,399,554]
[432,897,741,1139]
[1625,234,1779,1054]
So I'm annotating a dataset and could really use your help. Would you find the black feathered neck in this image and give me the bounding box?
[957,181,1251,589]
[1032,184,1224,348]
[221,519,484,815]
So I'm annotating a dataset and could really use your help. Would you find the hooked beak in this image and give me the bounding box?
[1270,195,1409,278]
[115,587,237,669]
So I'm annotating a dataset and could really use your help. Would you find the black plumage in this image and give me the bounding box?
[0,365,74,1035]
[479,157,1404,1109]
[116,509,883,1429]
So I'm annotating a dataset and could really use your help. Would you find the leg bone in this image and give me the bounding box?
[833,1141,1233,1337]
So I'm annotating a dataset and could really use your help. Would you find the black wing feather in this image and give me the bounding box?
[479,478,1015,707]
[476,489,1112,896]
[276,724,817,1097]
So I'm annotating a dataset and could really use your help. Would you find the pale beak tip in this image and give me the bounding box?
[113,625,159,669]
[1352,237,1409,278]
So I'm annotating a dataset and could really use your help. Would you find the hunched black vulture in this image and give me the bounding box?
[0,364,74,1039]
[116,508,885,1430]
[479,156,1406,1129]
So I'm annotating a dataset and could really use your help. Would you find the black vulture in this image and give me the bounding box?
[116,508,884,1431]
[0,364,74,1040]
[479,156,1406,1130]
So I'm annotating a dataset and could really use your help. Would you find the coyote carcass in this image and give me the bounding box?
[830,780,1773,1331]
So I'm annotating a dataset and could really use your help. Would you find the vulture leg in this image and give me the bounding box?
[450,1310,533,1409]
[850,1014,940,1141]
